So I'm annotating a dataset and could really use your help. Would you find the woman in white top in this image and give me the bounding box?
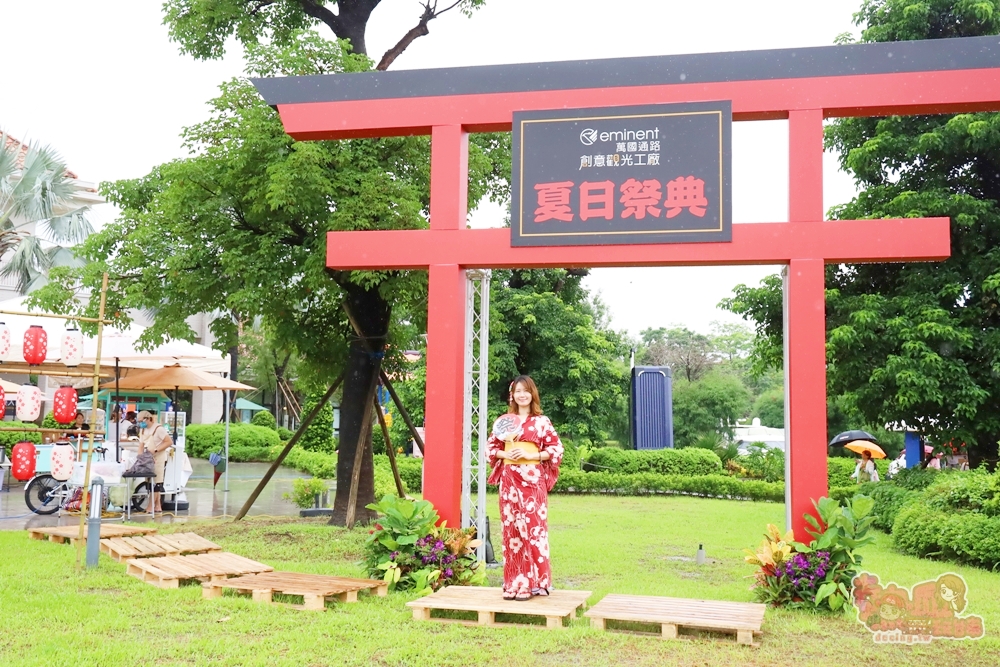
[850,450,880,483]
[137,411,172,512]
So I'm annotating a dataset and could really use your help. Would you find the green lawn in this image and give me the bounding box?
[1,495,998,666]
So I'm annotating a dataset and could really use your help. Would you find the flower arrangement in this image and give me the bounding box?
[363,495,486,594]
[745,494,876,610]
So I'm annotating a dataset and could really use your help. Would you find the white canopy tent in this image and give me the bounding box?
[0,297,229,372]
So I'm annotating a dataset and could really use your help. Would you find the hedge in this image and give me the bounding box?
[250,410,277,430]
[185,423,280,459]
[892,504,1000,569]
[826,456,890,488]
[0,421,42,457]
[552,469,783,501]
[583,447,723,476]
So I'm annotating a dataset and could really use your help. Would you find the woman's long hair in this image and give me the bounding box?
[507,375,543,416]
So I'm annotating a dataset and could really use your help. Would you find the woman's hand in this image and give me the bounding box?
[508,447,525,461]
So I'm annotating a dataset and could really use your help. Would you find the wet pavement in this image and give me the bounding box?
[0,459,317,531]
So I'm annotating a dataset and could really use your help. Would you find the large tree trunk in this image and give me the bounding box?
[328,283,391,525]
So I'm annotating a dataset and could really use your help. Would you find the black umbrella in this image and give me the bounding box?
[829,430,878,447]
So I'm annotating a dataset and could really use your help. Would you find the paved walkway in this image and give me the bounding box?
[0,459,315,531]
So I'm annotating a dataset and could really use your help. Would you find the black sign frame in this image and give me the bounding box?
[511,101,732,247]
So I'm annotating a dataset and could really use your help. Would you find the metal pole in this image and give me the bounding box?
[86,477,104,568]
[115,359,121,463]
[224,383,231,493]
[476,270,491,562]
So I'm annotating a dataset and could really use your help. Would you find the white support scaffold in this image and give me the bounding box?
[461,269,491,562]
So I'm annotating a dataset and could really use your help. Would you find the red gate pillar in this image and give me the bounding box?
[785,110,828,539]
[423,125,469,526]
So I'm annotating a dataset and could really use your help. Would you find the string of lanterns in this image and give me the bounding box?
[0,321,86,422]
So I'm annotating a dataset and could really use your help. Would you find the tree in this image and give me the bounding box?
[30,34,505,526]
[489,269,631,445]
[637,326,714,381]
[671,371,751,448]
[0,133,94,293]
[752,388,784,429]
[723,0,1000,467]
[163,0,484,70]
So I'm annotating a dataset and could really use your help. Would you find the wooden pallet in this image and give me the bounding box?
[126,552,273,589]
[202,571,388,610]
[101,533,221,562]
[406,586,591,629]
[584,594,766,646]
[28,524,155,545]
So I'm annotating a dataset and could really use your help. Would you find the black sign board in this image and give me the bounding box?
[511,101,732,246]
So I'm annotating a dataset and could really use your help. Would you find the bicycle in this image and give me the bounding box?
[23,445,114,515]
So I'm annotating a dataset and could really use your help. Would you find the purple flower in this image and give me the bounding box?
[444,568,454,578]
[816,568,826,577]
[435,540,445,550]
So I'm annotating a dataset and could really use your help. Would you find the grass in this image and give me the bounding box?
[1,495,998,666]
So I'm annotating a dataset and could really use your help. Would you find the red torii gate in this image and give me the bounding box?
[254,35,1000,537]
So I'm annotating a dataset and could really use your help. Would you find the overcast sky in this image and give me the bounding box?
[1,0,865,339]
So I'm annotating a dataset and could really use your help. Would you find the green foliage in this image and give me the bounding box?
[891,465,945,490]
[0,422,42,457]
[277,426,294,441]
[583,447,722,476]
[690,432,741,466]
[362,495,485,593]
[636,326,714,382]
[827,456,890,487]
[893,504,1000,569]
[752,389,784,428]
[298,392,334,454]
[394,457,423,492]
[488,270,631,444]
[857,482,920,531]
[283,477,329,509]
[42,412,61,429]
[672,372,751,447]
[185,423,280,458]
[740,444,785,483]
[278,446,338,479]
[553,469,784,501]
[250,410,277,430]
[799,495,877,611]
[724,3,1000,465]
[921,468,1000,514]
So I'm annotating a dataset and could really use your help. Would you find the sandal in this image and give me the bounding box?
[502,589,516,600]
[514,589,532,601]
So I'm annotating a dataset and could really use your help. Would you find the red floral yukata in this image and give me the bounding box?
[487,414,564,596]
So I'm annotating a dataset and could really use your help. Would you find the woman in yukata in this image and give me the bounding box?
[487,375,564,601]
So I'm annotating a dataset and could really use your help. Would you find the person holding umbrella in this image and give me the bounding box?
[851,450,880,483]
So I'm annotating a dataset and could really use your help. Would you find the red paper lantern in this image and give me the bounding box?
[23,325,47,365]
[0,322,10,361]
[53,385,78,425]
[11,441,36,481]
[50,442,75,481]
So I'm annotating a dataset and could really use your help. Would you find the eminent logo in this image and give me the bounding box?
[579,128,598,145]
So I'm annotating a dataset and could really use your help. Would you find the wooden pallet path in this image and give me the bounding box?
[406,586,591,629]
[101,533,221,562]
[203,571,388,610]
[28,524,155,545]
[126,552,273,589]
[584,594,766,646]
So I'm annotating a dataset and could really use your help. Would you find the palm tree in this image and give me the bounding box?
[0,132,95,293]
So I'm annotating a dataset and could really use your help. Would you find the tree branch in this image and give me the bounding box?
[297,0,345,37]
[376,1,455,70]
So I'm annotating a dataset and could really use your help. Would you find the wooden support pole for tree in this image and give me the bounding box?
[234,374,343,521]
[379,370,425,454]
[374,394,406,498]
[344,362,382,528]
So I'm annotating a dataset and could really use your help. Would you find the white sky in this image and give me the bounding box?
[1,0,865,339]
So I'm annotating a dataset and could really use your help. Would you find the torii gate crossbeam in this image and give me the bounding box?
[253,35,1000,538]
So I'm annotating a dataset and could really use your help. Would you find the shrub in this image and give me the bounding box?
[552,469,783,501]
[921,468,998,515]
[279,446,338,479]
[739,444,784,483]
[891,466,944,491]
[892,504,1000,569]
[395,457,423,492]
[277,426,295,441]
[583,447,723,476]
[299,392,335,453]
[0,421,42,457]
[42,411,63,429]
[251,410,277,430]
[185,423,280,458]
[363,495,485,593]
[283,477,329,508]
[856,482,919,531]
[746,495,876,611]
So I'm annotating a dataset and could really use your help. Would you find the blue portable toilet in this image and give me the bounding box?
[631,366,674,450]
[904,431,923,468]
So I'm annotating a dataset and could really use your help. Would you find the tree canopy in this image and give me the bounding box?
[724,0,1000,466]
